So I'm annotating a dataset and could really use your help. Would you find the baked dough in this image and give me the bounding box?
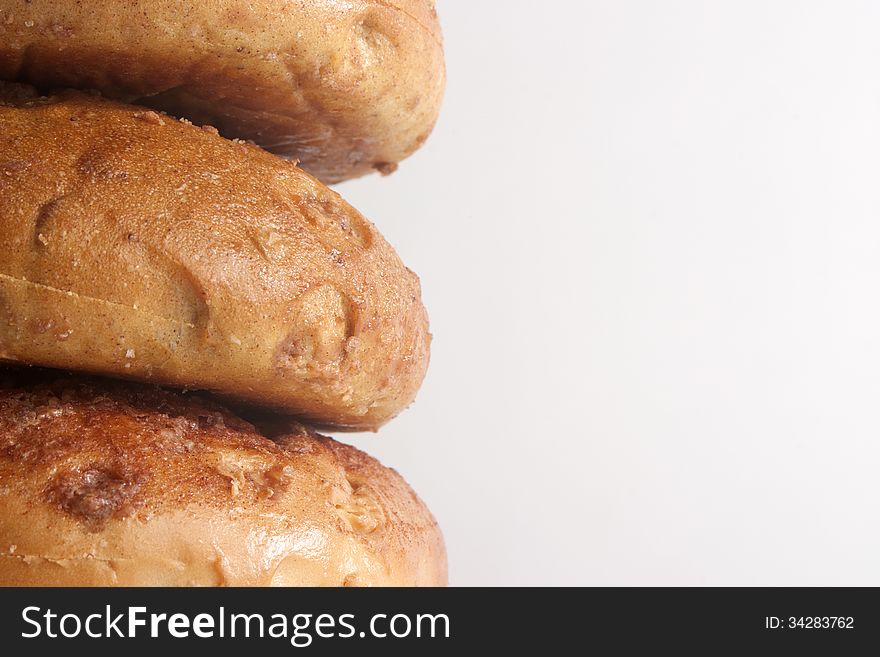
[0,83,430,430]
[0,369,446,586]
[0,0,445,183]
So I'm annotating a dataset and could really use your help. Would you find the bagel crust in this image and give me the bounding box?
[0,83,430,431]
[0,0,445,183]
[0,369,447,586]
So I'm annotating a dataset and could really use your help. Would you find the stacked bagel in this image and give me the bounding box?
[0,1,446,586]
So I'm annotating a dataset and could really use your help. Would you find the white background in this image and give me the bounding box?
[338,1,880,585]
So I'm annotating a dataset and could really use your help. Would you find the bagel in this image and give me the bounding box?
[0,0,445,183]
[0,82,430,431]
[0,368,446,586]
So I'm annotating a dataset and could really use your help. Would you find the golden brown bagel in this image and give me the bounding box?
[0,83,430,431]
[0,369,446,586]
[0,0,445,183]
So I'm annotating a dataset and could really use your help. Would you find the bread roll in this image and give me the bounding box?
[0,83,430,431]
[0,369,446,586]
[0,0,445,183]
